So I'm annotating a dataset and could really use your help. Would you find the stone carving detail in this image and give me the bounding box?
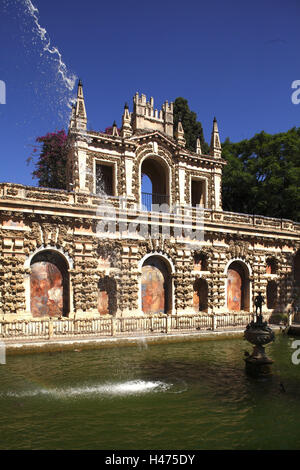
[72,259,99,312]
[96,240,122,269]
[0,255,26,314]
[228,239,250,259]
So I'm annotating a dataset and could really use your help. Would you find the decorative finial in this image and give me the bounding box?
[210,116,221,158]
[112,120,119,137]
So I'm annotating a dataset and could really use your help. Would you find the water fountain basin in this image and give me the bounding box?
[244,316,275,368]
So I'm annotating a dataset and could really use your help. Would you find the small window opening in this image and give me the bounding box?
[96,164,114,195]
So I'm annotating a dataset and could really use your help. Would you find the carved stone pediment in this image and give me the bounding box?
[228,239,249,259]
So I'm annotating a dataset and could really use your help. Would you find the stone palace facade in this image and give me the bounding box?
[0,81,300,321]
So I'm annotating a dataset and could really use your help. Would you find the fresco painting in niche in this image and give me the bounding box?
[142,265,165,315]
[227,268,242,311]
[31,262,63,317]
[97,277,117,316]
[193,289,200,311]
[98,291,109,315]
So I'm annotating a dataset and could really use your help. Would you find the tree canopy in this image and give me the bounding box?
[173,97,209,154]
[29,130,68,190]
[221,128,300,222]
[29,101,300,223]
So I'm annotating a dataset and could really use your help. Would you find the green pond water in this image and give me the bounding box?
[0,334,300,450]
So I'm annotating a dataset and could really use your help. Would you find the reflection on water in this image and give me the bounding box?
[0,335,300,450]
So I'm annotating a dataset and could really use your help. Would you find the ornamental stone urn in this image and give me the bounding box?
[244,314,275,376]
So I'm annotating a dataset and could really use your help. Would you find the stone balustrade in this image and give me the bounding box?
[0,313,276,341]
[1,183,299,235]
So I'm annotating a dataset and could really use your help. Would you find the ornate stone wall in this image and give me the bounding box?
[0,187,299,320]
[1,104,299,319]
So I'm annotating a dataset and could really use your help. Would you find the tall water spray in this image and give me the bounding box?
[23,0,76,93]
[23,0,77,116]
[3,0,78,126]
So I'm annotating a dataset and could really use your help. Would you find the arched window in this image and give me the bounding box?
[141,256,172,315]
[227,261,250,312]
[30,250,69,317]
[141,157,169,211]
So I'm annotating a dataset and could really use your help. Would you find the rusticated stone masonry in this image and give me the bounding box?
[0,87,299,320]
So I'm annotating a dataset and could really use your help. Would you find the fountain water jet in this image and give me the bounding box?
[23,0,77,94]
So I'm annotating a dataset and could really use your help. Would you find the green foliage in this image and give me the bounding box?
[29,130,68,190]
[27,109,300,225]
[222,128,300,222]
[173,97,209,154]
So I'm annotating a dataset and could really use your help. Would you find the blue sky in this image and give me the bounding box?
[0,0,299,187]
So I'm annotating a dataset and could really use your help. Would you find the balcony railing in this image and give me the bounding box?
[141,192,169,211]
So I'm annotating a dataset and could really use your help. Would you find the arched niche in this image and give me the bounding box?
[30,250,70,317]
[227,260,250,312]
[193,278,208,313]
[141,255,172,315]
[98,276,117,316]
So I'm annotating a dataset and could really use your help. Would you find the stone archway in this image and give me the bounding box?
[193,278,208,313]
[141,156,169,210]
[30,250,70,317]
[141,255,172,315]
[227,260,250,311]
